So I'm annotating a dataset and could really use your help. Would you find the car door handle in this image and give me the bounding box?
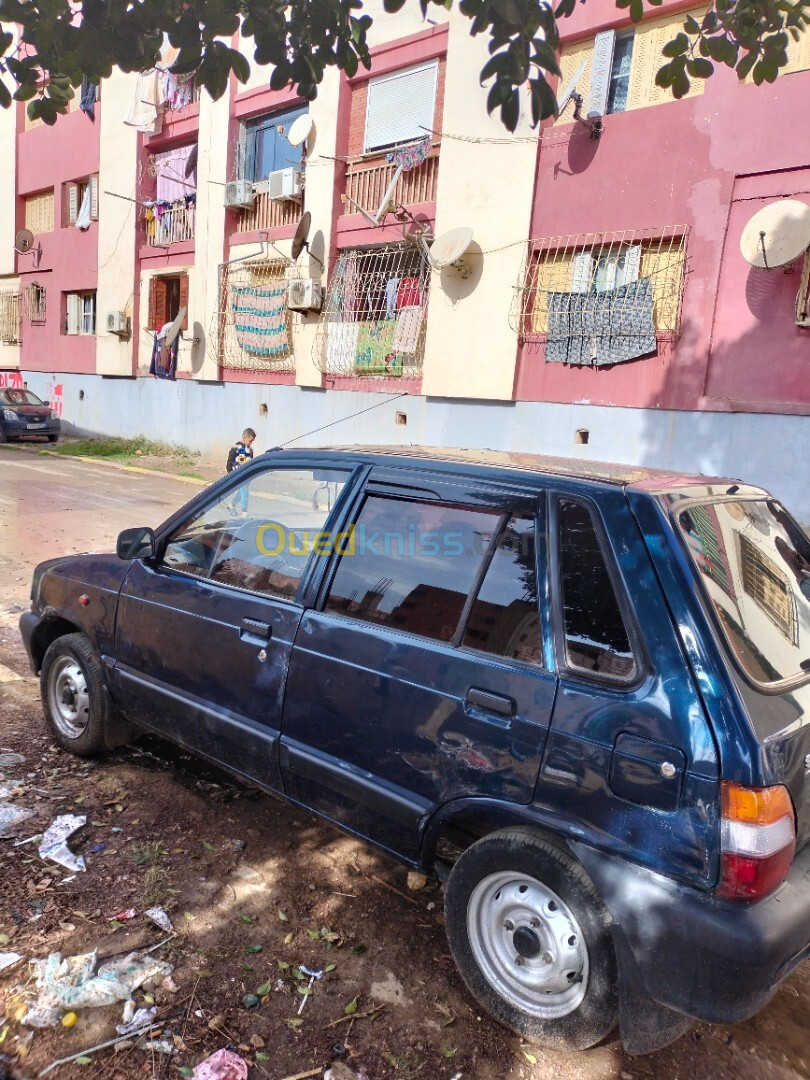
[465,688,516,723]
[240,618,273,643]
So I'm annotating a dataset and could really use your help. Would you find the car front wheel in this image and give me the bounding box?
[444,827,618,1051]
[41,633,111,756]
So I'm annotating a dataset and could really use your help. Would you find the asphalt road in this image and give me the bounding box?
[1,446,810,1080]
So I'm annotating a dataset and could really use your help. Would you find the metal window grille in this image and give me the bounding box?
[739,533,796,643]
[0,290,21,344]
[313,244,429,378]
[210,259,296,372]
[511,226,689,355]
[22,284,46,325]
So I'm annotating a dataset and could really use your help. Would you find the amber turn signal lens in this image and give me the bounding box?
[721,781,794,826]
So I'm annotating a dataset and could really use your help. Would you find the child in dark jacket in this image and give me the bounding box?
[225,427,256,515]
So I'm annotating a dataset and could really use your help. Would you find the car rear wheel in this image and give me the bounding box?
[41,633,111,756]
[47,434,59,443]
[444,827,618,1051]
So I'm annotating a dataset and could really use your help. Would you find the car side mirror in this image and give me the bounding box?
[117,526,155,561]
[43,400,50,407]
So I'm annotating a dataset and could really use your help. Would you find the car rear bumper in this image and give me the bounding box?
[573,840,810,1025]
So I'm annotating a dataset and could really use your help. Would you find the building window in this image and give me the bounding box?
[24,190,55,235]
[147,273,188,331]
[607,33,634,113]
[364,61,438,153]
[215,260,294,372]
[144,144,197,246]
[0,289,21,344]
[65,291,96,335]
[514,227,688,363]
[739,533,796,643]
[65,176,99,228]
[22,283,46,325]
[240,107,308,183]
[314,245,429,377]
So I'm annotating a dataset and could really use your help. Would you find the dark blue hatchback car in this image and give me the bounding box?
[19,447,810,1054]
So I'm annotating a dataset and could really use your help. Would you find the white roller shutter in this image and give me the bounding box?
[364,61,438,153]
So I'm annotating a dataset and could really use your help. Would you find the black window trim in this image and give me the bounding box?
[549,492,646,690]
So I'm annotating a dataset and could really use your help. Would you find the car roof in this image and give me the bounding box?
[291,444,753,494]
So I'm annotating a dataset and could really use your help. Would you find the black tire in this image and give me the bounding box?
[47,433,59,443]
[40,633,111,756]
[0,428,8,444]
[444,827,618,1051]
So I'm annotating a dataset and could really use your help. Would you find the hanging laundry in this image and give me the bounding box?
[396,277,421,309]
[149,323,178,380]
[355,320,399,375]
[79,77,97,120]
[326,321,360,374]
[161,69,194,111]
[74,186,92,231]
[386,136,432,172]
[155,145,196,203]
[124,70,162,135]
[384,277,401,320]
[230,284,290,358]
[392,306,423,355]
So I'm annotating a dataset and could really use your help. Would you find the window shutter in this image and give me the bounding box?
[148,278,169,330]
[66,183,78,226]
[364,61,438,152]
[90,175,99,221]
[621,244,642,284]
[587,31,616,117]
[178,274,189,330]
[571,252,593,293]
[66,293,80,335]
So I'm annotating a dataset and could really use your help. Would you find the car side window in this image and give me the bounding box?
[324,495,502,643]
[557,498,636,681]
[461,515,542,665]
[161,467,350,601]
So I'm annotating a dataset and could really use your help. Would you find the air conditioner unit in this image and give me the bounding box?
[267,168,302,202]
[106,310,130,335]
[287,278,322,312]
[224,180,254,210]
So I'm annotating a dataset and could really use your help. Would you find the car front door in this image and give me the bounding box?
[279,469,557,859]
[110,460,353,789]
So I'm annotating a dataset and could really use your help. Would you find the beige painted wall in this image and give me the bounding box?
[421,12,535,401]
[95,70,140,376]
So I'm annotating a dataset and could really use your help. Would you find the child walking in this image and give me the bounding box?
[225,427,256,516]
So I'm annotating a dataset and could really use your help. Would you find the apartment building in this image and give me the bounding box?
[1,0,809,517]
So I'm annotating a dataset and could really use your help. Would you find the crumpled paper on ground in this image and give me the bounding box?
[145,906,174,932]
[0,804,34,835]
[38,814,86,873]
[23,949,173,1028]
[0,952,23,971]
[192,1048,249,1079]
[116,1005,157,1036]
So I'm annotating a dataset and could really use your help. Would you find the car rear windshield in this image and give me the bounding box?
[2,389,44,406]
[677,499,810,689]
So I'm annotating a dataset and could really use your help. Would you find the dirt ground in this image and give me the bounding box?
[1,445,810,1080]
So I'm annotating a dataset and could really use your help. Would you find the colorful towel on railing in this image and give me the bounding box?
[231,284,290,358]
[392,306,423,355]
[385,136,432,172]
[355,320,402,376]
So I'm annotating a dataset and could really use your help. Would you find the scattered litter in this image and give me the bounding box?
[0,952,23,972]
[58,875,77,886]
[191,1048,249,1079]
[297,965,323,1016]
[0,804,35,834]
[242,993,260,1009]
[141,1038,175,1054]
[13,833,42,846]
[115,1005,157,1035]
[121,999,136,1025]
[161,974,179,993]
[87,843,105,855]
[38,815,87,873]
[0,752,25,767]
[0,780,24,799]
[23,948,173,1027]
[406,871,428,892]
[325,1064,360,1080]
[145,905,174,932]
[61,1012,77,1028]
[37,1023,163,1077]
[109,908,137,922]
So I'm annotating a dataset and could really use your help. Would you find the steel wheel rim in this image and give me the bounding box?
[47,656,90,739]
[466,870,588,1018]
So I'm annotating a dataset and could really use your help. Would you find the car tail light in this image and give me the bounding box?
[717,782,796,901]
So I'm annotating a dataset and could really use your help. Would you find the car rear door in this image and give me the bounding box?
[110,460,353,789]
[279,468,557,859]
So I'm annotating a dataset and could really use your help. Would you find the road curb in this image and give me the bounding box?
[0,443,213,487]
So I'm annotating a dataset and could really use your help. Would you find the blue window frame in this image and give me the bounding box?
[244,106,309,183]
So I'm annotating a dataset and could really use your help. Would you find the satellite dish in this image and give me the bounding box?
[288,113,314,149]
[429,227,474,271]
[740,199,810,269]
[164,306,187,347]
[556,60,587,116]
[15,229,35,254]
[292,212,312,262]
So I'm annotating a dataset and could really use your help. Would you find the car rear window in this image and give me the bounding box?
[678,500,810,688]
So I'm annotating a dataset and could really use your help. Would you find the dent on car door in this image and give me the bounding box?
[111,462,353,788]
[280,477,557,858]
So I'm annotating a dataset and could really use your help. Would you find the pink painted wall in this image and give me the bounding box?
[17,105,101,375]
[516,9,810,414]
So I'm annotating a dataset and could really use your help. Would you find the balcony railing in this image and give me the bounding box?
[237,183,301,234]
[144,201,196,247]
[344,151,439,216]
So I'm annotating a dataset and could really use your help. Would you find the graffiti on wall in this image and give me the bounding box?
[45,380,64,416]
[0,372,24,390]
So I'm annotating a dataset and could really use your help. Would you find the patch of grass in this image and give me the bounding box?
[53,436,197,462]
[140,866,172,908]
[125,840,164,867]
[178,470,207,480]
